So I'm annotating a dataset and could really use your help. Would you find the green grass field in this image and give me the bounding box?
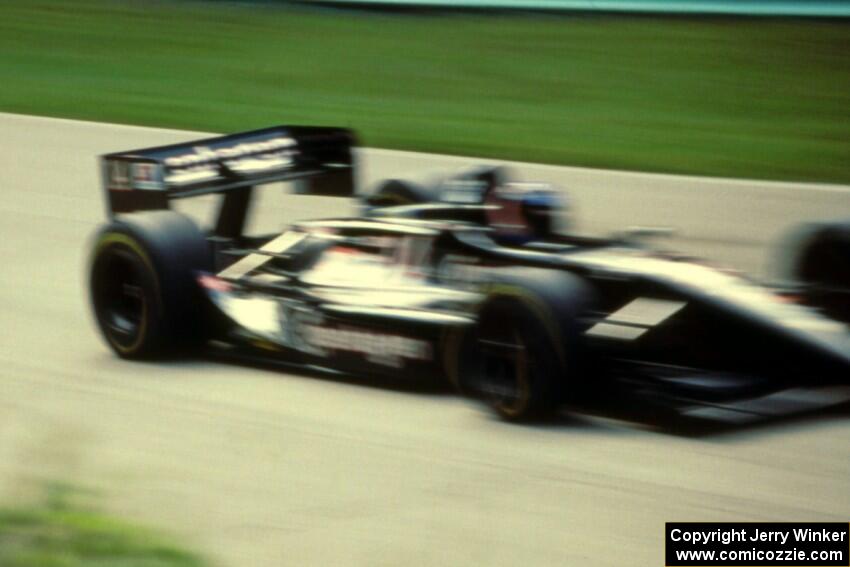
[0,483,208,567]
[2,0,849,182]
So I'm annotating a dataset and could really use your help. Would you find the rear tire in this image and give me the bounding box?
[89,211,212,359]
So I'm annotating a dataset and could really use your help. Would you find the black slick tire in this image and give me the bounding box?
[89,211,211,359]
[462,268,593,422]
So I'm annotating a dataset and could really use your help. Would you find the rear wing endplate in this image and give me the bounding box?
[100,125,356,217]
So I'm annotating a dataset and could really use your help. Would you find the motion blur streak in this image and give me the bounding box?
[296,0,850,17]
[0,113,849,567]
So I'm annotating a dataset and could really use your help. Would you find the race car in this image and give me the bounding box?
[88,125,850,422]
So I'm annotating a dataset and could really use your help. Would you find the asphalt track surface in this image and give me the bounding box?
[1,113,849,566]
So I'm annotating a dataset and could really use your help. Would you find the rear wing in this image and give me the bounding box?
[101,125,356,218]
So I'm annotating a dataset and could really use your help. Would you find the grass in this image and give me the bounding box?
[1,0,849,183]
[0,483,209,567]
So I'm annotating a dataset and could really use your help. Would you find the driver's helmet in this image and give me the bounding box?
[484,182,566,243]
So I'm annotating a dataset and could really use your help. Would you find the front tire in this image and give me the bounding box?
[461,269,594,422]
[476,297,563,420]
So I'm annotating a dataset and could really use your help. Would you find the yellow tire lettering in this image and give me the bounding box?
[93,232,159,355]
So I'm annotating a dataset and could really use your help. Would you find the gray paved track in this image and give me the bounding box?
[1,113,848,566]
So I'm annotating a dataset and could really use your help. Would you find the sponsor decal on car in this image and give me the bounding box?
[163,137,297,186]
[131,162,164,190]
[302,324,432,368]
[277,300,326,356]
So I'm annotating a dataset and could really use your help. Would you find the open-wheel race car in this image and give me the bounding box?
[88,125,850,422]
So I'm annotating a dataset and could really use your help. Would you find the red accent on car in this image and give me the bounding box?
[197,273,233,292]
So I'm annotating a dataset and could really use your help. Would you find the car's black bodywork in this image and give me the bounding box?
[89,126,850,421]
